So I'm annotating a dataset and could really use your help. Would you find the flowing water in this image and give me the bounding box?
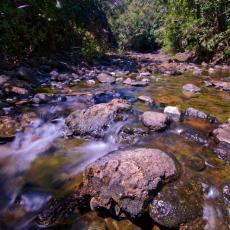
[0,65,229,229]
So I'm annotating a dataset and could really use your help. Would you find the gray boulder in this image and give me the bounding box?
[83,148,179,218]
[141,111,169,131]
[97,73,115,84]
[66,99,131,137]
[164,106,181,122]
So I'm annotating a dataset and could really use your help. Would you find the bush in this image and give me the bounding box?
[0,0,112,62]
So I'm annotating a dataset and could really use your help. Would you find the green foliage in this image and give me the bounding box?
[102,0,166,52]
[0,0,107,62]
[102,0,229,61]
[162,0,230,60]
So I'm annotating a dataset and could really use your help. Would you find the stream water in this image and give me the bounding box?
[0,62,229,229]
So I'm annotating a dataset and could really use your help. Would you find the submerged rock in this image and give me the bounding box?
[182,84,201,93]
[180,128,209,146]
[117,125,148,144]
[66,99,131,137]
[83,148,179,219]
[141,111,169,131]
[149,181,203,228]
[180,155,206,172]
[185,107,218,123]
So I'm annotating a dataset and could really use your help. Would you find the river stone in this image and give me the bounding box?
[65,99,131,137]
[83,148,179,219]
[0,116,20,140]
[32,93,49,104]
[213,122,230,145]
[182,84,201,93]
[205,80,230,91]
[164,106,181,122]
[185,107,207,120]
[213,122,230,163]
[97,73,115,84]
[138,95,153,104]
[149,181,203,228]
[141,111,169,131]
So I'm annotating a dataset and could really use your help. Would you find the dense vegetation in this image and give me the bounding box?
[0,0,229,62]
[102,0,230,61]
[0,0,114,62]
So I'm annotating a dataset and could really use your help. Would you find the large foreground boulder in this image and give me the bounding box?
[83,148,179,219]
[66,99,131,137]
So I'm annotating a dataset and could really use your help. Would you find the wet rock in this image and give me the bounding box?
[214,142,230,163]
[205,80,230,91]
[93,91,120,104]
[0,116,20,140]
[20,112,38,128]
[182,84,201,93]
[117,125,148,144]
[36,190,89,228]
[222,182,230,204]
[185,108,207,120]
[149,181,203,228]
[32,93,49,104]
[86,79,96,85]
[83,148,179,219]
[213,122,230,144]
[131,81,148,87]
[123,78,132,85]
[141,112,169,131]
[164,106,181,122]
[97,73,115,84]
[138,96,153,104]
[66,99,131,137]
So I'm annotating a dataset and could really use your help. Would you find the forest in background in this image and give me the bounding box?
[0,0,229,63]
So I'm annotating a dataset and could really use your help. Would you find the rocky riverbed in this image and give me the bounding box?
[0,51,229,230]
